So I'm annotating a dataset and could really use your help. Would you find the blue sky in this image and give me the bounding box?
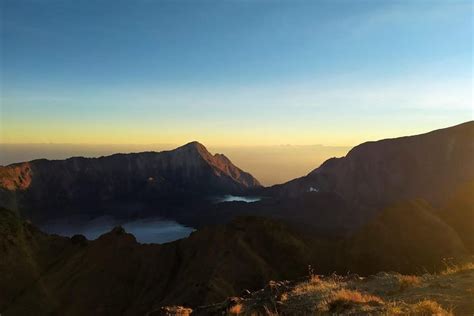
[1,0,472,145]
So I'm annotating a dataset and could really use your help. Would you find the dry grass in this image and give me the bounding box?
[158,306,193,316]
[276,272,462,315]
[407,300,453,316]
[441,261,474,275]
[290,276,338,296]
[384,303,406,315]
[326,289,384,312]
[228,303,243,314]
[278,277,341,314]
[397,275,422,290]
[205,265,474,315]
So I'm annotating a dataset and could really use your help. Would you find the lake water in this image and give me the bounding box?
[39,216,195,244]
[39,195,260,242]
[214,195,261,203]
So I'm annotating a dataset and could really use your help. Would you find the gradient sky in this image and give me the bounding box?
[1,0,473,146]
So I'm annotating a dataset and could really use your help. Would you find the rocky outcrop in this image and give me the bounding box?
[0,162,32,191]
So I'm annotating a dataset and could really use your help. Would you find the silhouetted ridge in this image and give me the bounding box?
[254,121,474,233]
[0,142,261,220]
[269,121,474,209]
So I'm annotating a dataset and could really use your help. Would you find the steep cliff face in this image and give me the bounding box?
[268,121,474,210]
[0,142,261,220]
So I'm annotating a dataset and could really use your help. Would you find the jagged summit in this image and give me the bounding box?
[174,141,217,162]
[168,141,261,188]
[176,141,208,152]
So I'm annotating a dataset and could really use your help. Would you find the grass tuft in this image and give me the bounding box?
[441,262,474,275]
[408,300,453,316]
[228,303,243,314]
[327,289,384,311]
[397,275,422,290]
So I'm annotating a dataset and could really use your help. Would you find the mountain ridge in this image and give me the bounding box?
[266,121,474,209]
[0,141,261,221]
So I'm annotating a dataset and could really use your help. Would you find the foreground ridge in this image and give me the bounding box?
[160,262,474,315]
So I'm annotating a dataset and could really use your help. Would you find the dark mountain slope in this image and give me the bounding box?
[0,207,81,312]
[187,191,358,235]
[0,142,261,221]
[258,121,474,233]
[342,199,468,274]
[1,203,470,315]
[0,209,319,315]
[267,121,474,208]
[438,180,474,253]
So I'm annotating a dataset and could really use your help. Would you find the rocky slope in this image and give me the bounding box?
[0,141,261,221]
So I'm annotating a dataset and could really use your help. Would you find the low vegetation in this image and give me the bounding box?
[188,262,474,315]
[396,274,422,290]
[408,300,452,316]
[441,260,474,276]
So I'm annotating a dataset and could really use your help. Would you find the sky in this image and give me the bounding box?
[1,0,473,147]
